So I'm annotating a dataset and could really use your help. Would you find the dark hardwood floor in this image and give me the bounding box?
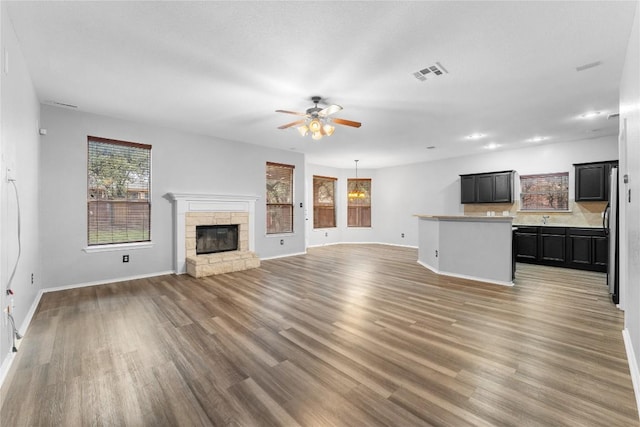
[1,244,637,426]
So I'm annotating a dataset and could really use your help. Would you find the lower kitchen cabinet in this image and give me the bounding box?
[566,228,608,272]
[514,226,607,272]
[593,236,608,267]
[513,227,537,261]
[539,227,566,265]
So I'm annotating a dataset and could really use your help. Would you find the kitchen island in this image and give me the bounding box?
[416,215,514,286]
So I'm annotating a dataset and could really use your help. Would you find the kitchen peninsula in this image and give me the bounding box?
[416,215,514,286]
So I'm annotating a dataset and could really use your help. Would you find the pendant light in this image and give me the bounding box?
[348,160,366,199]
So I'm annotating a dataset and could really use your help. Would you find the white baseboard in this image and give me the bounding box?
[260,251,307,261]
[417,260,514,287]
[622,328,640,419]
[0,288,43,390]
[42,270,175,293]
[0,350,17,393]
[307,241,418,249]
[18,290,43,337]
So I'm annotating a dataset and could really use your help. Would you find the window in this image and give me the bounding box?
[266,162,294,234]
[347,178,371,227]
[87,136,151,245]
[520,172,569,211]
[313,175,337,228]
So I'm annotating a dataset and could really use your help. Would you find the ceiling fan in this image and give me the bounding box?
[276,96,361,140]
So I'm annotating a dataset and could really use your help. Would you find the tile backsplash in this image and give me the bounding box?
[463,200,607,227]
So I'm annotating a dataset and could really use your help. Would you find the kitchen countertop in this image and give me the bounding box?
[513,223,604,228]
[416,214,514,222]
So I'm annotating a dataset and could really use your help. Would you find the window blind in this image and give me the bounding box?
[87,136,151,245]
[266,162,294,234]
[347,178,371,227]
[313,175,337,228]
[520,172,569,211]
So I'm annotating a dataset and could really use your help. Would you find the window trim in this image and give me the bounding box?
[87,135,152,246]
[83,241,154,253]
[347,178,372,228]
[313,175,337,229]
[519,172,569,212]
[266,161,295,234]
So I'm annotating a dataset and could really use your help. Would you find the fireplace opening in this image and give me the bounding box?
[196,225,239,255]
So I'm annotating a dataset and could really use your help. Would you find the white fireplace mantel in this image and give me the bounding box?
[167,192,260,274]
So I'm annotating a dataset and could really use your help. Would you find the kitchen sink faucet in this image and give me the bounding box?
[542,215,550,225]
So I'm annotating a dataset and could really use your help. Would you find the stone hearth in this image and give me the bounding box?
[185,211,259,278]
[167,193,260,276]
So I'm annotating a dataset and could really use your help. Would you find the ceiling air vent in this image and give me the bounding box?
[413,62,448,81]
[608,113,620,120]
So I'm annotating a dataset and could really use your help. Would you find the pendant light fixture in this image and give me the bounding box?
[348,160,366,199]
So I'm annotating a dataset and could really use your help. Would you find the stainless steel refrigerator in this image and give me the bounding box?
[604,166,619,304]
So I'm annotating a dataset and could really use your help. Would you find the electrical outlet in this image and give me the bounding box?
[31,273,34,285]
[279,239,284,245]
[401,233,405,238]
[122,255,129,263]
[6,166,16,181]
[325,232,328,237]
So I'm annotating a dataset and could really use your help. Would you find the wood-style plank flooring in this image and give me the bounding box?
[1,244,637,426]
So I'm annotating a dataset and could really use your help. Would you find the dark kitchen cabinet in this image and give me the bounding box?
[566,228,608,272]
[593,236,608,267]
[514,226,538,261]
[539,227,566,265]
[460,175,476,204]
[476,174,494,202]
[493,172,513,202]
[574,161,618,202]
[460,170,514,204]
[514,226,607,272]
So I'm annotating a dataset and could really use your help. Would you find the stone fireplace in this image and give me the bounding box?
[168,193,260,277]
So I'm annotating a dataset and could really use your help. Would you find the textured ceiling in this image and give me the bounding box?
[6,1,637,168]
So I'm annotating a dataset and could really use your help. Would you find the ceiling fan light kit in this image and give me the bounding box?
[276,96,361,140]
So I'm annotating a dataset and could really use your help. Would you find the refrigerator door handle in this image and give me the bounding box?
[603,203,610,234]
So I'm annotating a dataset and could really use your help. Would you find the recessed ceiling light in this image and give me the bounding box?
[527,136,548,142]
[484,142,501,150]
[580,111,604,119]
[466,133,486,140]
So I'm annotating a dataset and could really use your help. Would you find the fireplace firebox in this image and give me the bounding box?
[196,225,239,255]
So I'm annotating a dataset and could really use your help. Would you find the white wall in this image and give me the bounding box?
[308,136,617,248]
[38,105,306,289]
[0,3,41,378]
[619,0,640,408]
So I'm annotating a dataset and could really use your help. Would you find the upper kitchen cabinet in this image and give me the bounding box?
[460,171,514,204]
[460,175,476,204]
[574,160,618,202]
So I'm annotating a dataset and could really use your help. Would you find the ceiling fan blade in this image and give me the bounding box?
[318,104,343,117]
[332,117,362,128]
[277,119,307,129]
[275,109,307,116]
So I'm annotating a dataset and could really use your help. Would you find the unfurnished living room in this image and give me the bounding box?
[1,1,640,426]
